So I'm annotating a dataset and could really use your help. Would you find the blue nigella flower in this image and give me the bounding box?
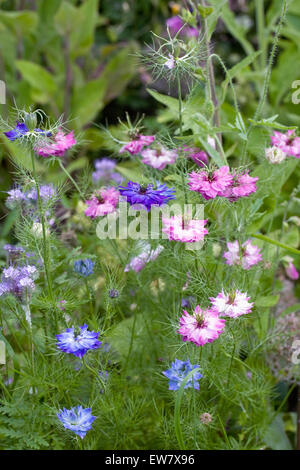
[56,324,101,358]
[74,258,95,277]
[162,358,202,391]
[57,405,96,439]
[4,121,51,142]
[119,181,175,211]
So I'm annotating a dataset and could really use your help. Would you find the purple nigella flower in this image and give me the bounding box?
[119,181,175,211]
[162,358,202,391]
[57,405,96,439]
[6,188,26,209]
[92,158,123,185]
[74,258,95,277]
[26,184,56,202]
[56,324,101,358]
[0,264,38,299]
[4,121,51,142]
[3,244,25,255]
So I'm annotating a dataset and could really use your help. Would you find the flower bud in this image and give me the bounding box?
[24,111,38,131]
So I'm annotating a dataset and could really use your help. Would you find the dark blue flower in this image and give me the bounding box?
[56,324,101,358]
[119,181,175,211]
[4,121,51,142]
[4,122,29,141]
[74,258,95,277]
[162,358,202,391]
[57,405,96,439]
[108,289,119,298]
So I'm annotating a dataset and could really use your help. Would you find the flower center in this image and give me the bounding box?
[195,312,205,328]
[139,184,148,194]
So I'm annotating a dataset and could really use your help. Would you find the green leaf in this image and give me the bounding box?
[256,295,280,308]
[222,51,262,89]
[280,303,300,317]
[264,415,292,450]
[197,5,213,18]
[100,44,139,104]
[54,1,77,35]
[249,116,298,131]
[70,0,99,56]
[71,77,107,128]
[147,88,179,112]
[15,60,57,96]
[0,11,38,36]
[221,4,254,55]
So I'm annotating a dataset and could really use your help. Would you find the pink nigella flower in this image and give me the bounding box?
[285,261,299,281]
[179,306,225,346]
[124,243,164,272]
[141,145,178,170]
[271,130,300,158]
[119,135,155,155]
[162,215,208,243]
[36,130,76,157]
[184,147,208,167]
[188,166,233,200]
[210,290,253,318]
[84,187,119,219]
[221,170,258,201]
[224,239,262,270]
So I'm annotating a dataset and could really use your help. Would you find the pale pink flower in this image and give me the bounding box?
[141,145,178,170]
[188,166,233,200]
[265,146,286,164]
[271,130,300,158]
[119,135,155,155]
[124,244,164,272]
[179,305,225,346]
[285,262,299,281]
[224,239,262,270]
[162,215,208,243]
[241,239,262,269]
[200,413,212,424]
[84,187,119,218]
[36,130,76,157]
[210,290,253,318]
[165,54,175,70]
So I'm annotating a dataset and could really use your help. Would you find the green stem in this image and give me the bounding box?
[255,0,266,70]
[58,158,84,199]
[177,73,188,204]
[251,233,300,256]
[30,152,57,332]
[85,279,94,319]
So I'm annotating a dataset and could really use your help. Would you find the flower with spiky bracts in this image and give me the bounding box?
[141,28,207,84]
[119,181,175,211]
